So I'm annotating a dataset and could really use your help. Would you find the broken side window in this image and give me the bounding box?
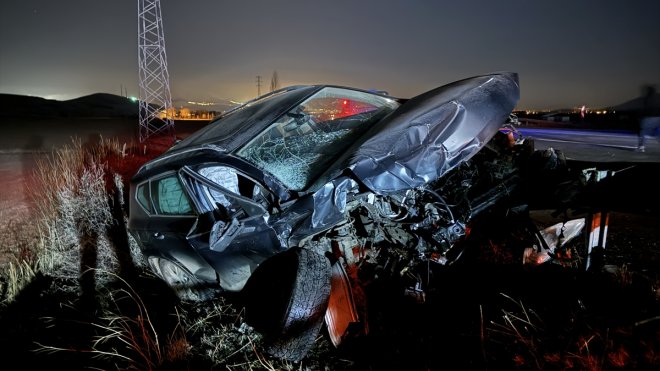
[183,165,270,220]
[198,166,239,208]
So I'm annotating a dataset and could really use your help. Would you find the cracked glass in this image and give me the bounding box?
[236,87,400,190]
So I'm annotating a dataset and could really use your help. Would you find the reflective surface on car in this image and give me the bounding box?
[237,87,400,190]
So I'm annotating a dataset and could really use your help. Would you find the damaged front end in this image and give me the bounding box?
[304,125,593,347]
[286,74,595,348]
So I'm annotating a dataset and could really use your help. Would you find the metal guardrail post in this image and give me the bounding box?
[583,169,613,271]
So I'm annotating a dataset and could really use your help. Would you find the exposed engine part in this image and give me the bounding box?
[305,130,544,301]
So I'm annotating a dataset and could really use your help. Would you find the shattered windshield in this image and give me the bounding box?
[236,87,400,191]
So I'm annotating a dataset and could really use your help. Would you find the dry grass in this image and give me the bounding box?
[487,293,547,369]
[0,134,188,365]
[0,133,287,369]
[0,134,159,303]
[0,260,37,301]
[34,270,191,371]
[91,272,191,370]
[485,288,659,370]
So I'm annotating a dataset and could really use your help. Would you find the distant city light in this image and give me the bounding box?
[187,101,217,106]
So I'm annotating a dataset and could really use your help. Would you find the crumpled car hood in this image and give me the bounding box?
[348,72,520,194]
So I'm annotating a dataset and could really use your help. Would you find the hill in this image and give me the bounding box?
[610,92,660,112]
[0,93,139,118]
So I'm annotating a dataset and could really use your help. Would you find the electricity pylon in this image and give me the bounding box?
[137,0,174,142]
[256,75,262,97]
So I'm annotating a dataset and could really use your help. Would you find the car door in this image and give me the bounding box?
[131,171,220,286]
[137,171,200,257]
[179,165,282,291]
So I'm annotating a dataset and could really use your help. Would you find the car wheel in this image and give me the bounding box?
[241,247,331,362]
[148,256,216,302]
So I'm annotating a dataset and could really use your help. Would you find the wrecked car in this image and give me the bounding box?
[127,72,593,361]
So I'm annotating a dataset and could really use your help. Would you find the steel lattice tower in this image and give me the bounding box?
[137,0,174,142]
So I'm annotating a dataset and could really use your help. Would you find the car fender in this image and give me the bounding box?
[348,72,520,194]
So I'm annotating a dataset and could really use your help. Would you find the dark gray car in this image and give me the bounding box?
[128,72,527,360]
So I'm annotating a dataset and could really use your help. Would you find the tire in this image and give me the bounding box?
[241,247,331,362]
[148,256,216,302]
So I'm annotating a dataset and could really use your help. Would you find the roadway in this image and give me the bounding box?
[510,125,659,217]
[514,127,660,163]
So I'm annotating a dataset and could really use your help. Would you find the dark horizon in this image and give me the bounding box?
[2,87,657,116]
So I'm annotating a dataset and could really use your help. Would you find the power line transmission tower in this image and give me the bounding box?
[256,75,262,97]
[137,0,174,142]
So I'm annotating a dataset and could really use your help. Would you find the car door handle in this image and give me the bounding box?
[153,232,165,240]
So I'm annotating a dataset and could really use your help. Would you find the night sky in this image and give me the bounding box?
[1,0,659,110]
